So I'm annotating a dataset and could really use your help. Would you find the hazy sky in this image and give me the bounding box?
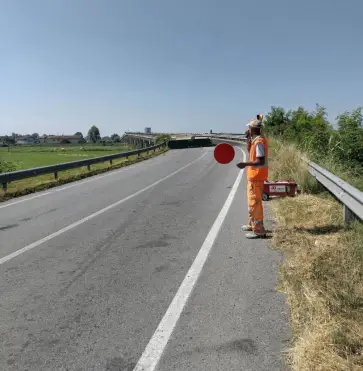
[1,0,362,136]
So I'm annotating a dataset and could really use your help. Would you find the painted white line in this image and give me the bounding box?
[133,148,246,371]
[0,167,133,210]
[0,151,208,266]
[0,148,181,210]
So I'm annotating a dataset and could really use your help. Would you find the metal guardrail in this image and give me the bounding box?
[210,134,363,225]
[308,162,363,225]
[0,142,166,191]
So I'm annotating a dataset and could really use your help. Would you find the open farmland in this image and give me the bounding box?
[0,143,135,170]
[0,143,167,199]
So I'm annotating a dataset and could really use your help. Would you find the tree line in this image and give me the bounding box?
[263,104,363,171]
[1,126,123,145]
[86,126,123,144]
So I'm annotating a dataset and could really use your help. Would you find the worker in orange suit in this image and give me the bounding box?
[237,115,268,239]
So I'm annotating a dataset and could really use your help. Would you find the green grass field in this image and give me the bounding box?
[0,143,135,170]
[0,143,167,200]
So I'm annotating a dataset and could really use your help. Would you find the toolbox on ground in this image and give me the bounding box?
[262,180,300,201]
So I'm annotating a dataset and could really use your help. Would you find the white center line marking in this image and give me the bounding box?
[133,147,246,371]
[0,151,208,266]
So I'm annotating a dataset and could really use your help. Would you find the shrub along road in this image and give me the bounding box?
[0,146,289,370]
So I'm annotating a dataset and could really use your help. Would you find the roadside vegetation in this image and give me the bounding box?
[0,143,135,170]
[264,104,363,191]
[264,105,363,370]
[155,133,172,144]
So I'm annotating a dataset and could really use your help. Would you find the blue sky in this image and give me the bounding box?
[1,0,362,136]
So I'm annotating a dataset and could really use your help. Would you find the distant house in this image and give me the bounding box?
[16,136,37,145]
[39,135,84,144]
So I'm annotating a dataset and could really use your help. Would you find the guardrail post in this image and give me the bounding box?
[344,205,356,226]
[54,171,58,180]
[109,159,113,166]
[1,182,7,193]
[87,164,91,171]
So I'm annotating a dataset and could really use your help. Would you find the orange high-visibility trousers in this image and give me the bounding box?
[247,180,266,235]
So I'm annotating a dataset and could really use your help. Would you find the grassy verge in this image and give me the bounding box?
[318,159,363,192]
[268,138,363,370]
[0,143,135,169]
[0,147,168,202]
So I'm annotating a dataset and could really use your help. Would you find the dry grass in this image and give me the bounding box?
[268,139,322,194]
[268,138,363,370]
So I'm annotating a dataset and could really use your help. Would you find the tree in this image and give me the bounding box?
[155,134,171,144]
[263,104,363,171]
[264,107,290,137]
[3,136,15,145]
[74,132,83,137]
[31,133,39,139]
[335,108,363,165]
[87,126,101,143]
[111,133,121,142]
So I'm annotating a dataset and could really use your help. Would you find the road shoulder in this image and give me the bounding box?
[157,174,291,371]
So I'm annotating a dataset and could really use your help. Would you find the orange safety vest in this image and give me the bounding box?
[247,135,268,181]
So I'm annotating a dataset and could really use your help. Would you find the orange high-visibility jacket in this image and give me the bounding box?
[247,135,268,181]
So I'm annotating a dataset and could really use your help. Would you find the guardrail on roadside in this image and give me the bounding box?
[210,134,363,225]
[308,162,363,225]
[0,142,166,192]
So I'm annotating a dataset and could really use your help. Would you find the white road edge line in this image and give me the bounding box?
[0,151,208,266]
[133,147,246,371]
[0,166,134,210]
[0,148,183,210]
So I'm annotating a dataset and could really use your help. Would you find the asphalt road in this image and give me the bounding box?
[0,146,290,371]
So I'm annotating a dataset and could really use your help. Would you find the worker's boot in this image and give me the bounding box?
[245,231,267,239]
[241,225,252,231]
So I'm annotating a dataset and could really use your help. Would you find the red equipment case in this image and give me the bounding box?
[262,180,300,201]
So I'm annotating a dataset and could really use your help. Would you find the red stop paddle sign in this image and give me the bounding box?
[214,143,235,164]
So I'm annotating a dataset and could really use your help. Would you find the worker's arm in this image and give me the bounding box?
[236,143,265,169]
[236,156,264,169]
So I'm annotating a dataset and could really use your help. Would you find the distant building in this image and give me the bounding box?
[16,136,37,145]
[144,127,151,134]
[39,135,84,144]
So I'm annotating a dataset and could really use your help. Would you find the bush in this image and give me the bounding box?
[155,134,171,144]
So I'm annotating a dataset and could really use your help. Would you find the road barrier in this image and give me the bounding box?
[308,162,363,225]
[0,142,166,191]
[209,135,363,225]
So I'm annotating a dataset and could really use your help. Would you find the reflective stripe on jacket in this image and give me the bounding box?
[247,135,268,181]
